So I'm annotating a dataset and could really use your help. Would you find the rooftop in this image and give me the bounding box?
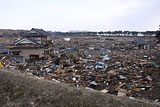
[23,28,50,37]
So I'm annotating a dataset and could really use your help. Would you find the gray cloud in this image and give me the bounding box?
[0,0,159,31]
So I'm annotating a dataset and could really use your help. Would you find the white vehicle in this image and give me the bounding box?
[95,62,107,69]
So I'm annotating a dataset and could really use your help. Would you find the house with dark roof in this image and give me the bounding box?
[23,28,50,45]
[131,39,150,49]
[9,28,51,63]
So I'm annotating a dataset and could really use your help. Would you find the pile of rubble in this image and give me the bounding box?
[0,37,160,102]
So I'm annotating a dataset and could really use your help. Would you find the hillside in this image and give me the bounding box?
[0,70,159,107]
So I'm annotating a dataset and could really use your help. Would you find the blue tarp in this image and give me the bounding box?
[66,48,74,50]
[50,64,55,68]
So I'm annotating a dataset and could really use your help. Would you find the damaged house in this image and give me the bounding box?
[9,28,52,63]
[131,39,150,50]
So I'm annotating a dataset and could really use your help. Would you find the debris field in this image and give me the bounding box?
[1,36,160,102]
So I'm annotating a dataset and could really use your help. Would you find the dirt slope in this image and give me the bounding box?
[0,70,159,107]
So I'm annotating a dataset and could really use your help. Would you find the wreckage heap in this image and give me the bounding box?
[0,36,160,102]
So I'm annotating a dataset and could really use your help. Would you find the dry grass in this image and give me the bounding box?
[0,70,159,107]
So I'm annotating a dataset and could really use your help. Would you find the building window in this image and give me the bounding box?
[34,37,40,41]
[12,51,20,55]
[29,55,39,60]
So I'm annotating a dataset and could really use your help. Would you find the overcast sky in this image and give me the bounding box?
[0,0,159,31]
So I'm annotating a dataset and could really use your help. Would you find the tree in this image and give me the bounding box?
[156,31,160,43]
[155,25,160,43]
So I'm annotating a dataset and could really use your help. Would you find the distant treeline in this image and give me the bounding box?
[51,31,157,36]
[0,29,27,37]
[0,29,158,37]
